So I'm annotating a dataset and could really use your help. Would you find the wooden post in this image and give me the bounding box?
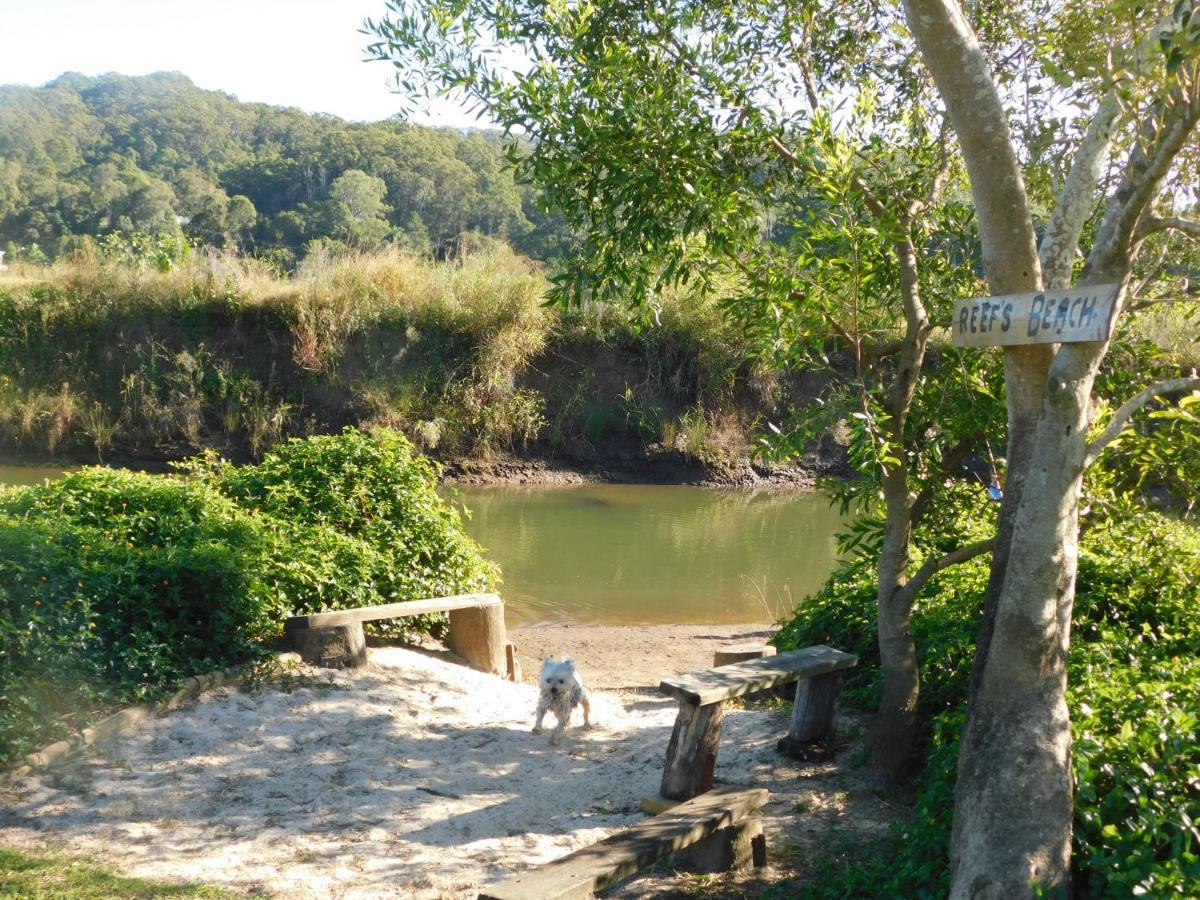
[676,817,765,873]
[660,700,725,801]
[287,622,367,669]
[777,670,844,758]
[713,643,776,668]
[505,641,522,682]
[714,644,779,700]
[447,602,507,676]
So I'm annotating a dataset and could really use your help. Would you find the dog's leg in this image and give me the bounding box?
[549,710,568,746]
[581,691,593,729]
[532,698,548,734]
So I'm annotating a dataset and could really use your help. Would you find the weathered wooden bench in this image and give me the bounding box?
[477,786,768,899]
[656,644,857,801]
[284,592,512,677]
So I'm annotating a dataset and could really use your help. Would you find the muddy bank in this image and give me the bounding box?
[440,446,848,489]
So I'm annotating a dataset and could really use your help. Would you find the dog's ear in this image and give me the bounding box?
[542,656,551,664]
[562,655,573,664]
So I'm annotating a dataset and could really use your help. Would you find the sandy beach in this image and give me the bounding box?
[1,629,895,897]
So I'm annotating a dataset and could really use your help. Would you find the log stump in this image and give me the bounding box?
[712,643,776,668]
[660,700,725,801]
[777,670,844,758]
[676,817,766,873]
[447,603,507,676]
[288,622,367,669]
[714,643,780,700]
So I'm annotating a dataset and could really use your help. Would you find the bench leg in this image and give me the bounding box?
[778,670,844,758]
[447,603,507,676]
[676,816,766,872]
[287,622,367,669]
[661,700,724,801]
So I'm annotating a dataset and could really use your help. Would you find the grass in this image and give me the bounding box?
[0,846,232,898]
[0,239,767,467]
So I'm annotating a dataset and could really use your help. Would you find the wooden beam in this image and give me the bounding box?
[659,645,858,706]
[477,787,768,900]
[284,593,501,631]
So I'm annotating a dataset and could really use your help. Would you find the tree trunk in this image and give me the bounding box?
[867,472,918,783]
[950,344,1102,896]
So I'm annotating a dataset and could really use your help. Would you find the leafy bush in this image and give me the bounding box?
[777,511,1200,897]
[209,426,499,625]
[0,427,497,765]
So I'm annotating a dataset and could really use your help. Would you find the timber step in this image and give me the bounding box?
[660,644,858,706]
[477,786,768,900]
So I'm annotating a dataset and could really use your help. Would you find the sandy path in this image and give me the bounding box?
[0,646,804,898]
[508,623,776,692]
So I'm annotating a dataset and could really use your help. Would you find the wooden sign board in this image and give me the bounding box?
[952,284,1120,348]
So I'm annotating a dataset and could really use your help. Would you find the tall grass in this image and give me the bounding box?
[0,240,767,465]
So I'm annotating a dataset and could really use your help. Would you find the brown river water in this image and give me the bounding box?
[0,465,843,626]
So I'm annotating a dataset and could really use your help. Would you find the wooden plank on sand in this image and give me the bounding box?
[477,786,768,900]
[285,593,501,631]
[660,645,858,706]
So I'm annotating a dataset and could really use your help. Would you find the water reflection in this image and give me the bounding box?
[447,484,844,626]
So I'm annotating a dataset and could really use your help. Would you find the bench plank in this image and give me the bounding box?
[478,787,768,900]
[285,593,501,631]
[660,645,857,706]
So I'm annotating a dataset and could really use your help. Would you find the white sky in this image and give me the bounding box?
[0,0,486,127]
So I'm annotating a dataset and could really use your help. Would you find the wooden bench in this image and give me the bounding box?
[477,786,768,899]
[656,645,857,801]
[284,592,511,677]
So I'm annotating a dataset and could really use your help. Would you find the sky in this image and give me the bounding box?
[0,0,484,127]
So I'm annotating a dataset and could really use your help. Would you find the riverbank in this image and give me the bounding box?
[2,446,841,491]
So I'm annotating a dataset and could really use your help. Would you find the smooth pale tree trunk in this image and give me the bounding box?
[949,343,1101,895]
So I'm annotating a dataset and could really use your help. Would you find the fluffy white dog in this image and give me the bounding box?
[532,656,593,745]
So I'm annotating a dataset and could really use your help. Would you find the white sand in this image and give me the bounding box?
[0,648,794,898]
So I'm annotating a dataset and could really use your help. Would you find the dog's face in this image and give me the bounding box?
[539,657,576,698]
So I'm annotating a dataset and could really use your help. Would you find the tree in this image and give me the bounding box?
[366,0,1200,891]
[366,0,1007,788]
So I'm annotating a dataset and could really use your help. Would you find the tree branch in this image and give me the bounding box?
[901,0,1041,295]
[897,538,997,605]
[1083,376,1200,468]
[1135,216,1200,241]
[1040,92,1121,290]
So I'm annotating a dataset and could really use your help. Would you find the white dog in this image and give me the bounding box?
[532,656,593,745]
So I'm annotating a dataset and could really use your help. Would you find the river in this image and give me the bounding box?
[0,465,844,626]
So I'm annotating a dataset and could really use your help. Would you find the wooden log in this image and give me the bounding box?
[660,700,724,801]
[285,592,501,630]
[661,645,857,706]
[447,602,507,676]
[287,622,367,669]
[777,670,844,758]
[478,786,768,900]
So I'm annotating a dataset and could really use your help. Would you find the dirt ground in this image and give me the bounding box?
[1,628,902,899]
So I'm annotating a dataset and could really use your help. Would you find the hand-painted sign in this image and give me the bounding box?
[952,284,1120,347]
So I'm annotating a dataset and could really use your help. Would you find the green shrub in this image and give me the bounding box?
[0,428,497,765]
[777,511,1200,897]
